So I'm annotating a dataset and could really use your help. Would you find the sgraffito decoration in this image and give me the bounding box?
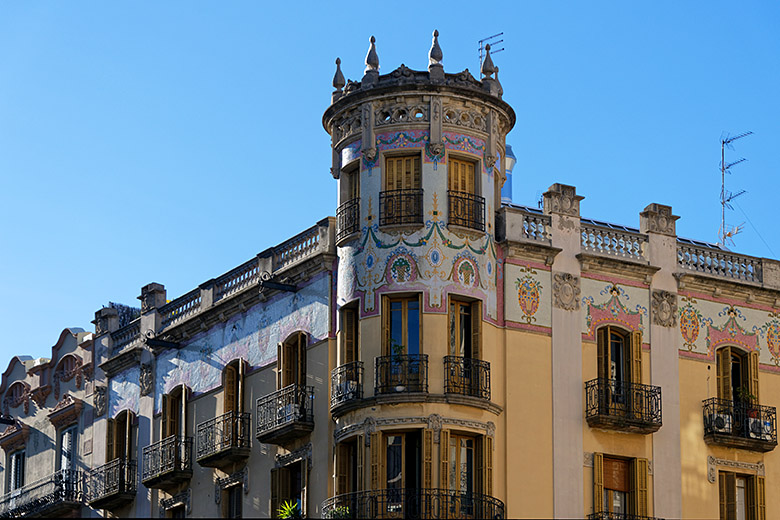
[515,267,542,324]
[679,295,710,351]
[385,249,419,284]
[707,306,758,355]
[755,312,780,365]
[109,365,140,419]
[584,284,646,336]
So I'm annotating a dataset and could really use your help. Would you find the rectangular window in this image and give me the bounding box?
[448,434,475,494]
[341,305,359,364]
[59,426,77,471]
[271,461,307,519]
[223,484,242,519]
[385,297,420,356]
[593,454,648,517]
[448,300,481,359]
[8,450,24,493]
[162,387,186,439]
[448,158,476,195]
[385,156,421,191]
[719,471,765,520]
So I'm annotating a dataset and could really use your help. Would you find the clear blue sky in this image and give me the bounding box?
[1,2,778,362]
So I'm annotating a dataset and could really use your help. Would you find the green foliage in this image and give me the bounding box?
[736,386,757,404]
[277,500,302,519]
[325,505,351,519]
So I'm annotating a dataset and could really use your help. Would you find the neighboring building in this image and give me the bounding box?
[1,31,780,520]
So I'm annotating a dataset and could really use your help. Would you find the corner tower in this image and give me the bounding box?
[322,32,515,516]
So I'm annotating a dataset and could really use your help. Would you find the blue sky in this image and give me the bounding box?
[1,2,778,362]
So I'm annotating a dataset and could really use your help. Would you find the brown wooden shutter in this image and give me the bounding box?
[485,436,493,496]
[336,444,348,495]
[298,333,307,387]
[747,477,756,520]
[382,297,391,356]
[300,460,308,517]
[370,432,380,490]
[757,475,766,520]
[106,418,116,461]
[724,471,736,520]
[593,453,604,514]
[597,328,608,381]
[181,386,188,437]
[475,437,484,495]
[631,458,648,517]
[472,301,482,360]
[161,394,170,438]
[422,429,433,489]
[238,359,245,414]
[356,434,364,491]
[631,330,643,385]
[277,343,283,389]
[750,351,760,402]
[385,157,395,191]
[440,429,450,490]
[719,472,727,520]
[225,365,237,415]
[125,411,135,460]
[344,308,356,364]
[717,348,732,400]
[270,468,279,519]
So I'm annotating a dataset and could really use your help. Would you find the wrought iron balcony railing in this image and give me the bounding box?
[141,435,193,488]
[375,355,428,395]
[587,513,662,520]
[379,189,424,226]
[331,361,364,409]
[322,488,505,519]
[86,458,137,509]
[337,198,361,241]
[448,191,485,231]
[256,384,315,443]
[585,378,662,433]
[703,397,777,451]
[444,356,490,400]
[196,411,251,465]
[0,469,83,517]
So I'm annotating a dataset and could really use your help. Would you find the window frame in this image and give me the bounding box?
[340,303,359,365]
[716,346,760,404]
[447,155,479,196]
[7,449,25,494]
[382,295,422,357]
[383,153,422,192]
[58,425,78,471]
[448,298,482,359]
[719,470,766,520]
[593,453,648,517]
[277,333,307,389]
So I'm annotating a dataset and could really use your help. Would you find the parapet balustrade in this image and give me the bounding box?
[273,224,323,270]
[677,241,762,283]
[160,289,202,329]
[519,207,551,243]
[111,320,141,351]
[214,258,260,303]
[581,221,648,262]
[0,469,83,517]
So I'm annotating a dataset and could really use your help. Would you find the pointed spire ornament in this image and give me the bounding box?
[481,43,495,78]
[494,65,503,97]
[429,29,443,66]
[365,36,379,73]
[333,58,345,91]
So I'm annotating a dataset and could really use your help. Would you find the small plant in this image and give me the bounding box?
[277,500,302,519]
[736,386,757,404]
[325,505,351,519]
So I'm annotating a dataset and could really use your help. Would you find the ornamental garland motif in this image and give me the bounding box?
[707,306,758,354]
[583,284,647,334]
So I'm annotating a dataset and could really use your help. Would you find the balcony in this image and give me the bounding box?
[587,514,662,520]
[379,189,423,226]
[256,384,315,445]
[0,469,83,517]
[444,356,490,401]
[703,397,777,452]
[322,489,505,519]
[448,191,485,231]
[141,435,193,490]
[331,361,364,414]
[585,378,662,434]
[196,411,251,468]
[375,355,428,395]
[86,459,137,510]
[337,199,360,242]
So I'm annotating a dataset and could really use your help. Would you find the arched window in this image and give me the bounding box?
[107,410,135,462]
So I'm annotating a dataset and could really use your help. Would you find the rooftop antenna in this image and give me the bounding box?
[719,131,752,246]
[479,33,504,69]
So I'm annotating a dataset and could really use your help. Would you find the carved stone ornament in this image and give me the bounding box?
[362,147,377,163]
[427,414,443,443]
[427,142,444,157]
[30,386,51,408]
[552,272,581,311]
[3,382,31,415]
[707,456,764,483]
[583,452,594,467]
[484,154,497,169]
[543,183,583,217]
[215,469,248,503]
[48,393,83,429]
[652,290,678,327]
[0,421,29,452]
[641,203,679,236]
[140,363,154,397]
[94,385,107,417]
[160,489,191,517]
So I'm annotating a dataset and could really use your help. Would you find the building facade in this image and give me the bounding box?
[1,32,780,519]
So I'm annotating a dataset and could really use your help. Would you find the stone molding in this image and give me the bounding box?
[543,183,583,217]
[276,443,312,470]
[47,393,83,429]
[160,489,191,517]
[215,468,249,503]
[3,382,31,415]
[0,421,29,452]
[652,289,678,327]
[707,456,764,483]
[552,272,580,311]
[30,386,51,408]
[335,414,496,445]
[640,203,679,236]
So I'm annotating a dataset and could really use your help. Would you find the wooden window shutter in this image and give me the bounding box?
[422,429,433,489]
[593,453,604,514]
[344,308,356,364]
[161,394,170,438]
[270,468,279,519]
[277,343,283,389]
[238,359,245,414]
[597,328,608,381]
[106,418,116,462]
[750,351,760,402]
[467,161,475,194]
[300,460,308,518]
[385,157,395,191]
[475,437,484,495]
[440,429,450,490]
[717,348,732,400]
[414,157,421,189]
[224,365,237,415]
[723,471,736,520]
[298,333,307,387]
[181,386,188,437]
[472,301,482,360]
[485,435,493,496]
[631,330,643,385]
[719,473,727,520]
[631,458,648,517]
[747,477,756,520]
[448,159,457,191]
[382,297,391,356]
[125,412,135,460]
[336,444,348,495]
[756,476,766,520]
[356,434,364,491]
[370,432,380,490]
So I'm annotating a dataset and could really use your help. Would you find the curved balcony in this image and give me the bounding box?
[444,356,490,401]
[703,397,777,452]
[375,355,428,395]
[447,191,485,231]
[585,378,662,434]
[379,189,423,226]
[331,361,364,414]
[337,199,360,242]
[196,411,251,468]
[141,435,193,490]
[321,488,505,519]
[0,469,83,518]
[256,384,315,445]
[86,458,137,510]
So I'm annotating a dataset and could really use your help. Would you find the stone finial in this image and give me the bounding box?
[138,282,166,313]
[365,36,379,72]
[481,44,496,78]
[333,58,345,91]
[93,307,119,336]
[495,65,503,97]
[640,203,679,236]
[543,183,584,217]
[429,30,443,66]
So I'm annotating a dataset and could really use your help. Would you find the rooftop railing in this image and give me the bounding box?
[111,320,141,351]
[677,242,762,283]
[160,289,202,329]
[214,258,259,304]
[581,222,647,262]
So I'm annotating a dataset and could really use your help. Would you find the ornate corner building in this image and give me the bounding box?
[1,31,779,520]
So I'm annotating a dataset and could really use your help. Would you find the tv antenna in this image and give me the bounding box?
[719,131,752,246]
[478,33,504,70]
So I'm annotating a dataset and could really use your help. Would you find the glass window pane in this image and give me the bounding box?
[390,302,404,354]
[407,300,419,356]
[386,435,403,490]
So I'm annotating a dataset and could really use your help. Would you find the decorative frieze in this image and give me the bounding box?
[553,272,580,311]
[707,456,764,483]
[652,289,678,327]
[337,414,495,445]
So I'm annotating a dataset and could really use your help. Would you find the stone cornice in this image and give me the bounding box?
[99,345,142,378]
[48,394,83,429]
[676,271,780,309]
[578,252,660,284]
[0,421,29,452]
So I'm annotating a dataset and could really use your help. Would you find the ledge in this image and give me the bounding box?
[331,393,502,418]
[704,433,777,453]
[99,345,142,378]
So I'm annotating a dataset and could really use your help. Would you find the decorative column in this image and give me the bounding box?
[543,183,584,518]
[640,203,682,519]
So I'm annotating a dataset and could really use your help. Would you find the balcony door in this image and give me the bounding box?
[223,361,246,448]
[107,410,134,462]
[385,432,421,516]
[278,333,307,389]
[717,346,759,404]
[448,300,482,395]
[382,296,422,392]
[162,385,187,439]
[597,326,641,410]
